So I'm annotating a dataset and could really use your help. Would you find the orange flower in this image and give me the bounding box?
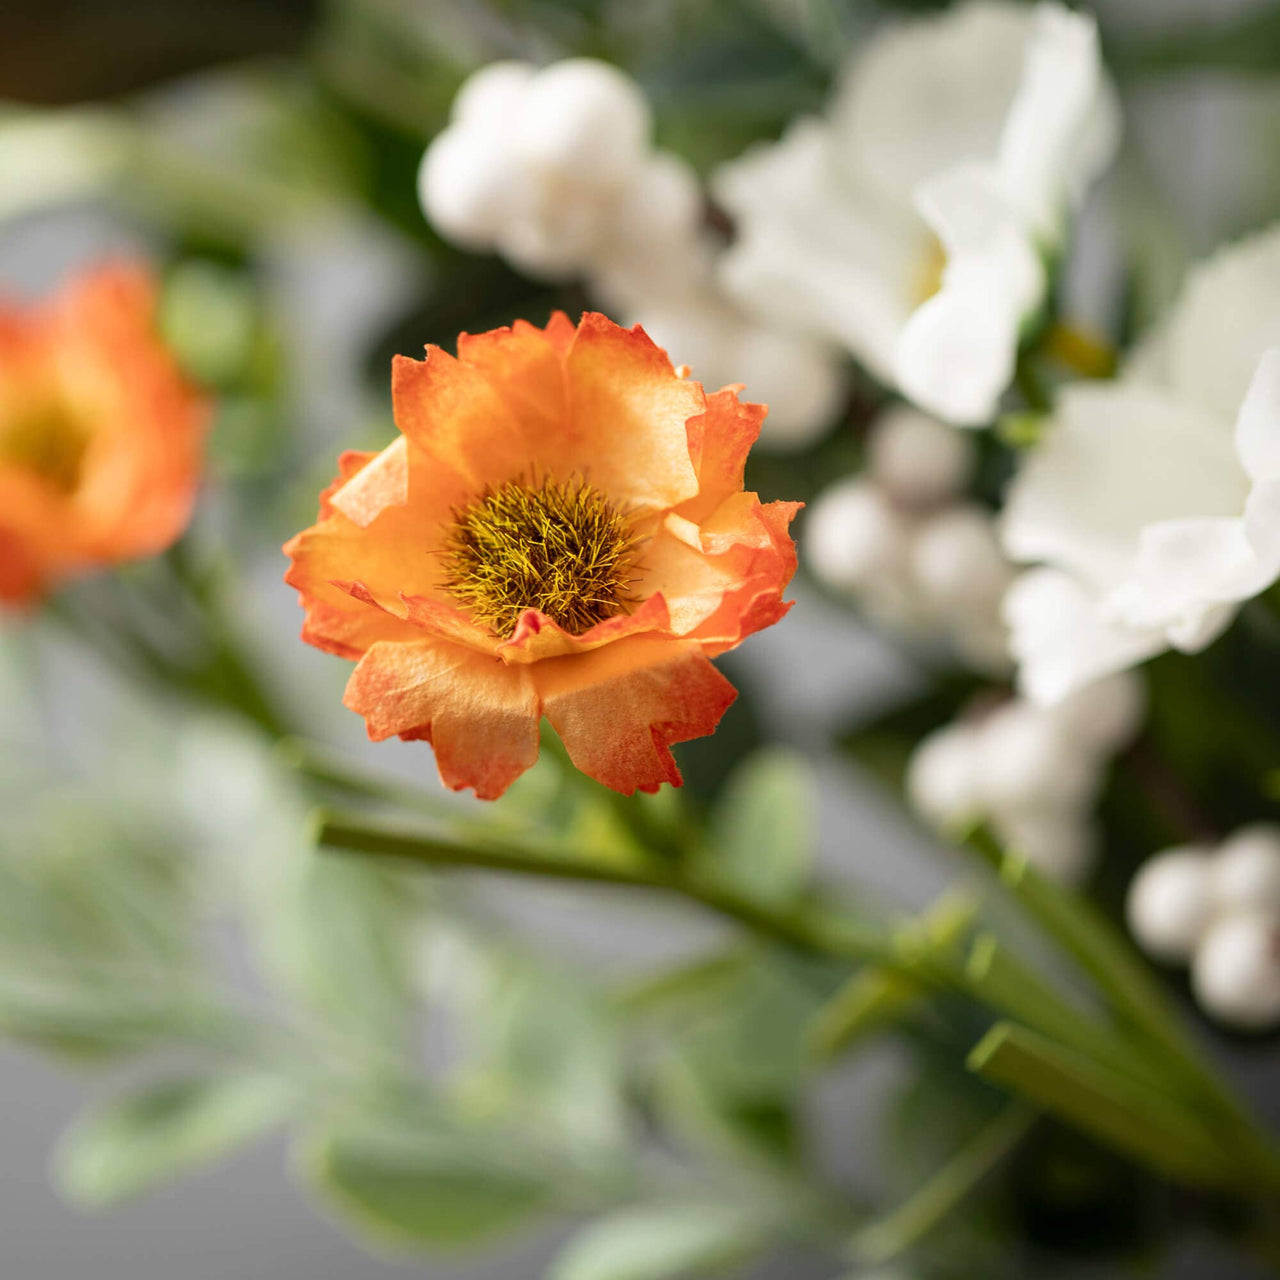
[0,262,208,604]
[285,313,800,798]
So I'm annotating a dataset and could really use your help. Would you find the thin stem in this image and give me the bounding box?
[313,808,892,965]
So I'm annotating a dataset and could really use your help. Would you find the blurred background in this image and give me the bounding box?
[5,1,1280,1277]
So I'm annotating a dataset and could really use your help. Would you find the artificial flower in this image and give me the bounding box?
[284,312,798,799]
[712,0,1117,426]
[1003,227,1280,702]
[0,262,207,604]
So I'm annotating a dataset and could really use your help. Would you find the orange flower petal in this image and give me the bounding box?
[536,637,737,795]
[392,348,528,489]
[456,320,568,447]
[344,639,540,799]
[494,592,673,664]
[562,315,703,510]
[679,388,766,524]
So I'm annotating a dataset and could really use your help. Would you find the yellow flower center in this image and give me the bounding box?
[0,402,89,494]
[441,476,642,638]
[911,234,948,307]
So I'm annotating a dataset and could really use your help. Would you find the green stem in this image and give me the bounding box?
[313,808,891,964]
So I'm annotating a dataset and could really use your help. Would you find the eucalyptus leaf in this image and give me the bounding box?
[56,1073,293,1207]
[301,1128,550,1250]
[550,1202,769,1280]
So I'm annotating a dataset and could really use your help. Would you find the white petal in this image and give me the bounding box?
[996,4,1117,237]
[1005,567,1167,704]
[1126,225,1280,421]
[832,1,1032,207]
[894,165,1043,424]
[1166,603,1236,653]
[1002,382,1248,590]
[712,119,921,383]
[1118,517,1257,629]
[1234,348,1280,482]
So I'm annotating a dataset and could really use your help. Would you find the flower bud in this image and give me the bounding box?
[867,404,974,506]
[805,479,909,594]
[1213,824,1280,916]
[1126,846,1215,964]
[909,505,1012,614]
[907,724,980,827]
[1192,911,1280,1030]
[514,59,651,185]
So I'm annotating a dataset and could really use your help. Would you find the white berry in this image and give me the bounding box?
[732,324,847,452]
[974,701,1097,814]
[1126,847,1215,964]
[906,724,980,828]
[1213,824,1280,916]
[1192,911,1280,1030]
[451,61,535,131]
[417,123,516,249]
[514,59,651,184]
[1051,670,1147,754]
[804,479,908,594]
[867,404,974,506]
[995,809,1097,885]
[909,505,1012,615]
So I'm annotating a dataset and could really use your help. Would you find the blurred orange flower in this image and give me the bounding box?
[285,313,799,798]
[0,262,208,604]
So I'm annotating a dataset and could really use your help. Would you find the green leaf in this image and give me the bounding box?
[966,1023,1236,1188]
[549,1203,769,1280]
[705,747,815,907]
[57,1073,292,1206]
[302,1129,549,1251]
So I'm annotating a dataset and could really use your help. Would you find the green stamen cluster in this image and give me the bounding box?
[0,405,89,494]
[441,475,642,637]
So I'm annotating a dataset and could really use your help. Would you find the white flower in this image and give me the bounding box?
[712,1,1117,426]
[1003,229,1280,703]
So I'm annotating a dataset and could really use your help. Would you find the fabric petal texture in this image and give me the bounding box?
[285,312,798,798]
